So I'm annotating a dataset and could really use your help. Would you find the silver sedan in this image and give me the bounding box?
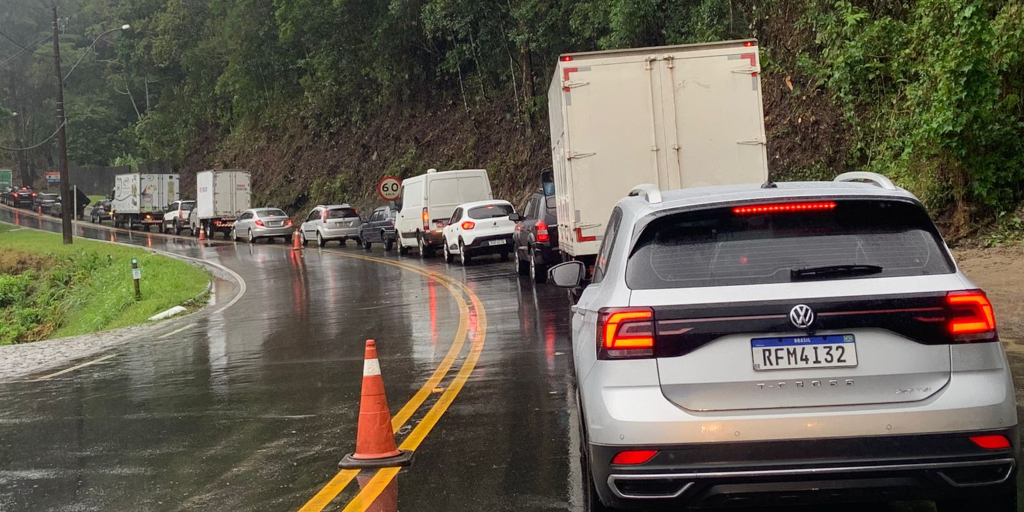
[231,208,294,243]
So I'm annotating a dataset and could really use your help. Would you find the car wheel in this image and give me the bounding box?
[317,231,326,247]
[515,247,529,276]
[174,222,182,236]
[231,227,237,241]
[383,235,394,252]
[459,240,471,266]
[362,238,372,251]
[936,488,1017,512]
[530,248,547,284]
[444,241,454,263]
[248,229,255,244]
[418,234,433,258]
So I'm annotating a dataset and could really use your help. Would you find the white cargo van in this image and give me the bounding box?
[111,173,179,231]
[395,169,492,257]
[548,39,769,267]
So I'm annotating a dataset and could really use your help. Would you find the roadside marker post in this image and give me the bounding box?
[131,258,141,299]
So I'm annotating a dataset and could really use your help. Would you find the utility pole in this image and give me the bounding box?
[51,7,72,244]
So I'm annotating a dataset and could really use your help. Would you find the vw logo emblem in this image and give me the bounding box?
[789,304,815,329]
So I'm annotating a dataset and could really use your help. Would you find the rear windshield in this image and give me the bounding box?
[626,199,954,290]
[327,208,358,219]
[256,209,287,217]
[181,201,196,210]
[468,204,513,219]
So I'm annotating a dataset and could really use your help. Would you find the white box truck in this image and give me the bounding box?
[189,170,251,239]
[111,173,179,231]
[548,39,769,267]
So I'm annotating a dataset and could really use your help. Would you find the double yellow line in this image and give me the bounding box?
[297,252,487,512]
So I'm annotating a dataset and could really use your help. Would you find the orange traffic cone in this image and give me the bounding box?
[339,340,414,469]
[291,229,303,251]
[198,225,206,241]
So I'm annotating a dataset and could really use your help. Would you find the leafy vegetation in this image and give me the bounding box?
[1,0,1021,227]
[0,223,210,344]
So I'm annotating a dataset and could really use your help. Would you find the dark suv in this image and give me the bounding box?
[360,205,398,251]
[510,190,560,283]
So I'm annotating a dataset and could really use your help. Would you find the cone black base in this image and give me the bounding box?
[339,450,414,469]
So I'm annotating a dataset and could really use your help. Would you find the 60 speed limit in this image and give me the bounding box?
[377,176,401,201]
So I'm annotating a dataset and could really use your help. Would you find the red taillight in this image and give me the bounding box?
[12,193,18,198]
[575,227,596,242]
[422,207,429,230]
[461,221,475,230]
[536,220,550,243]
[743,41,754,47]
[733,201,837,215]
[947,291,997,341]
[31,193,37,197]
[598,308,655,359]
[611,450,658,465]
[970,435,1011,450]
[254,219,265,227]
[560,55,573,62]
[321,210,328,222]
[285,220,293,227]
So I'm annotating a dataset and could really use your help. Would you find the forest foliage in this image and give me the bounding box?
[1,0,1022,222]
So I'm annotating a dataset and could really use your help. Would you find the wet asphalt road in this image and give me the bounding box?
[1,207,1022,512]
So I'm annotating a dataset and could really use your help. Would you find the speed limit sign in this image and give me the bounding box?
[377,176,402,202]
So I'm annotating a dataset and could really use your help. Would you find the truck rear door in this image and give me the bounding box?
[661,44,769,188]
[559,56,664,253]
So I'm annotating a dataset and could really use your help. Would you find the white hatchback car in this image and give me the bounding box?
[441,200,516,266]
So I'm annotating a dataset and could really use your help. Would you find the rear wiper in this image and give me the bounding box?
[790,264,883,280]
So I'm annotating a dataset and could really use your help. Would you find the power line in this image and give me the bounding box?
[0,28,50,57]
[0,120,65,152]
[0,32,49,66]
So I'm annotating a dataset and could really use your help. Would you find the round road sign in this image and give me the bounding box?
[377,176,402,202]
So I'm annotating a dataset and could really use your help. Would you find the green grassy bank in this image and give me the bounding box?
[0,223,210,344]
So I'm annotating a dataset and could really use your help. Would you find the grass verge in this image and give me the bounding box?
[0,222,210,344]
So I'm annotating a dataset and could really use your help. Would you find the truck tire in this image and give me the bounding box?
[174,221,182,236]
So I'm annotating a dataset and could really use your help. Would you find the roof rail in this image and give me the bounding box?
[834,172,897,190]
[628,184,663,204]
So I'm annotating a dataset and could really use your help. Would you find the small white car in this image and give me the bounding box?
[441,200,516,266]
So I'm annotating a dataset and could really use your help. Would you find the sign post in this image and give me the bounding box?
[377,176,402,202]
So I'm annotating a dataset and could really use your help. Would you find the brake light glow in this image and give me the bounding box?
[461,221,475,230]
[970,435,1011,450]
[560,55,573,62]
[11,193,18,198]
[744,41,754,47]
[611,450,658,465]
[321,210,328,222]
[422,207,429,230]
[733,202,837,215]
[536,220,549,243]
[285,220,293,227]
[947,291,997,340]
[598,308,655,359]
[254,219,265,227]
[575,227,596,242]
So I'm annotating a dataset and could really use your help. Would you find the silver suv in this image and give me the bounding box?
[549,173,1018,511]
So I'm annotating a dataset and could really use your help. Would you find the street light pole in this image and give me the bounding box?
[51,7,72,244]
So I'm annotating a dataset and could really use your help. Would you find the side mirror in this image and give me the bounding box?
[548,261,585,289]
[508,213,522,222]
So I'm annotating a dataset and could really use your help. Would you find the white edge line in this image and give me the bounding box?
[158,323,198,340]
[31,353,117,381]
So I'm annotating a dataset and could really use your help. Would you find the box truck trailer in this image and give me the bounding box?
[547,39,770,269]
[110,173,179,230]
[189,170,251,239]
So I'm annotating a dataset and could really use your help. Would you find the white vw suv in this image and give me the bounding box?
[549,173,1018,511]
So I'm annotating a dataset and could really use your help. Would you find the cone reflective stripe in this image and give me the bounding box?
[198,225,206,240]
[340,340,413,469]
[291,229,303,251]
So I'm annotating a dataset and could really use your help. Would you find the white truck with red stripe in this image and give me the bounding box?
[547,39,770,271]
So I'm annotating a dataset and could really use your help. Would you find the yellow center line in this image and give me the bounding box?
[31,353,117,381]
[339,271,488,512]
[296,253,471,512]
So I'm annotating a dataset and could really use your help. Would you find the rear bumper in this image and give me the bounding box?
[321,226,361,240]
[465,234,514,253]
[531,242,561,266]
[591,428,1019,509]
[252,226,293,238]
